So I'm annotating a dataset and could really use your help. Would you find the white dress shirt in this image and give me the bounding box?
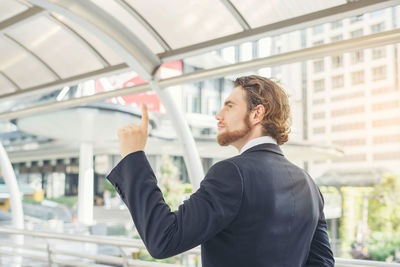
[240,136,277,154]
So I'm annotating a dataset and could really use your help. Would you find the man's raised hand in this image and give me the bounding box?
[117,104,149,158]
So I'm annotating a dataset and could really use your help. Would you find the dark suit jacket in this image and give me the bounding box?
[107,143,334,267]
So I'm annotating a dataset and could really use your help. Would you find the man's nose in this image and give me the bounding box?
[215,110,222,121]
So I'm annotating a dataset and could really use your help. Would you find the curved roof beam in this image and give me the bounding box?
[47,14,110,68]
[158,0,400,61]
[16,0,205,189]
[219,0,250,31]
[3,33,61,80]
[115,0,171,51]
[27,0,161,80]
[3,28,400,121]
[0,63,128,100]
[0,71,20,91]
[0,6,45,33]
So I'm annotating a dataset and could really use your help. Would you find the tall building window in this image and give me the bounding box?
[313,40,324,46]
[313,98,325,105]
[332,122,365,132]
[313,79,325,92]
[351,50,364,64]
[258,37,270,57]
[351,71,365,85]
[313,112,325,120]
[373,117,400,127]
[313,126,325,134]
[221,46,236,64]
[331,35,343,42]
[351,29,363,38]
[370,9,385,18]
[185,85,201,113]
[271,66,281,81]
[271,35,282,55]
[331,20,343,29]
[372,47,386,59]
[332,75,344,89]
[331,55,343,68]
[312,24,324,35]
[371,22,385,33]
[372,66,387,81]
[350,15,363,24]
[313,59,324,73]
[240,42,253,61]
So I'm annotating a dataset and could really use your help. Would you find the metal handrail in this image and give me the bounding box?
[335,258,400,267]
[0,227,201,254]
[1,227,400,267]
[0,227,196,267]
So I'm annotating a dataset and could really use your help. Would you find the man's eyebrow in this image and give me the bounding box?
[224,100,235,106]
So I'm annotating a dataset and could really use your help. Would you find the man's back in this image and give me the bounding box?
[108,74,334,266]
[107,143,334,267]
[201,143,333,266]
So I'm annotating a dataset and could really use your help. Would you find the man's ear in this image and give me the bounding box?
[252,104,265,124]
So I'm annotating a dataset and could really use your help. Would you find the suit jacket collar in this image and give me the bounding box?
[241,143,284,156]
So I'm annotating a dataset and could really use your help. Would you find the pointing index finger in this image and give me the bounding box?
[140,103,149,129]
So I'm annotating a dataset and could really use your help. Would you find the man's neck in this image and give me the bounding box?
[239,136,277,154]
[233,132,263,152]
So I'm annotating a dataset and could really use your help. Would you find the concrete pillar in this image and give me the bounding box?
[77,142,94,225]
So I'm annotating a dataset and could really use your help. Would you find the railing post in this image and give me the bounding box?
[46,242,52,267]
[118,246,129,267]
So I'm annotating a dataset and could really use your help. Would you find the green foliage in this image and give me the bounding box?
[158,154,191,211]
[138,249,182,264]
[367,174,400,261]
[107,224,129,236]
[368,233,400,261]
[134,154,190,263]
[22,196,40,204]
[368,174,400,234]
[103,179,117,197]
[46,195,78,208]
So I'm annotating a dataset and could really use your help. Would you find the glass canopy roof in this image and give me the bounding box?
[0,0,398,104]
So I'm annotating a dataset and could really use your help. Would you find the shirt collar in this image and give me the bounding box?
[240,136,277,154]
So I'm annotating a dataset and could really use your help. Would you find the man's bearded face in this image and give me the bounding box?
[217,113,251,146]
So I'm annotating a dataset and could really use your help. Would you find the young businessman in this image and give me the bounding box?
[107,75,334,266]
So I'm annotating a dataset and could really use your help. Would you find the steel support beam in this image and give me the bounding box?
[149,80,204,190]
[115,0,171,51]
[1,28,400,121]
[158,0,400,61]
[0,63,129,101]
[3,33,61,80]
[0,71,20,91]
[27,0,161,80]
[0,6,45,33]
[48,14,110,67]
[24,0,205,192]
[219,0,250,30]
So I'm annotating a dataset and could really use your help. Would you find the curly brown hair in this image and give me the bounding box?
[234,75,291,145]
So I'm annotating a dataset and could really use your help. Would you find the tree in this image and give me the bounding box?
[368,174,400,262]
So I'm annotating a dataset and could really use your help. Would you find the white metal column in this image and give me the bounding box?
[19,0,206,191]
[0,143,23,227]
[0,143,23,267]
[77,142,94,225]
[149,81,204,190]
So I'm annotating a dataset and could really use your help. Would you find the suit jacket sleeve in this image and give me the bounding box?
[106,151,243,259]
[305,190,335,266]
